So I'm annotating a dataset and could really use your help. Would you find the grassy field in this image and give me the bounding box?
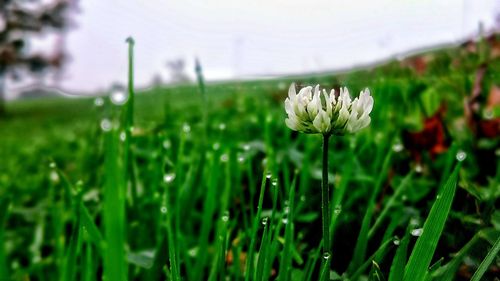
[0,37,499,281]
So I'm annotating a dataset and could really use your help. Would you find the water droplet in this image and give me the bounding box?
[212,142,220,150]
[402,195,408,201]
[94,97,104,107]
[409,218,419,227]
[243,144,251,151]
[182,123,191,133]
[218,123,226,130]
[221,215,229,222]
[163,173,176,183]
[300,195,306,202]
[49,162,56,169]
[411,228,423,237]
[266,172,272,179]
[271,178,278,186]
[281,217,289,224]
[188,248,197,257]
[322,252,331,260]
[261,217,269,225]
[436,194,441,200]
[110,88,128,105]
[220,154,229,162]
[238,156,245,163]
[100,119,112,132]
[392,143,404,152]
[50,171,59,182]
[119,131,126,142]
[160,206,167,214]
[415,164,423,173]
[334,205,342,215]
[393,239,400,245]
[163,140,171,149]
[456,150,467,162]
[284,206,290,214]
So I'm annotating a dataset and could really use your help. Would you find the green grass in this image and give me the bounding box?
[0,37,500,280]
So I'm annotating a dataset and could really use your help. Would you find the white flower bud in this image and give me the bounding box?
[284,83,373,135]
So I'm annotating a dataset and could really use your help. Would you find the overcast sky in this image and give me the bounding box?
[26,0,500,94]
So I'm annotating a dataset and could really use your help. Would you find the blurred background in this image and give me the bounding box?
[1,0,500,106]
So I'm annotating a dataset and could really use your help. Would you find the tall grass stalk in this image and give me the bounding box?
[321,134,331,280]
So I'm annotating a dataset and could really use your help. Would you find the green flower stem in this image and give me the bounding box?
[321,133,331,278]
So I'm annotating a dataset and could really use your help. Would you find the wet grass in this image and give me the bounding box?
[0,42,499,280]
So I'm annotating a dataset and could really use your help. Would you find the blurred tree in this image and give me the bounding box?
[0,0,76,116]
[166,59,191,84]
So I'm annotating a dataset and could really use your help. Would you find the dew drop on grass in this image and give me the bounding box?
[188,248,197,257]
[163,173,176,183]
[281,217,288,224]
[163,140,171,149]
[271,178,278,186]
[182,123,191,133]
[50,171,59,182]
[218,123,226,130]
[266,172,272,179]
[221,214,229,222]
[212,142,220,151]
[243,144,251,151]
[220,154,229,162]
[409,218,420,227]
[160,206,167,214]
[334,205,342,215]
[94,97,104,107]
[49,162,56,169]
[110,88,128,105]
[393,239,400,245]
[119,131,126,142]
[261,217,269,226]
[322,252,331,260]
[456,150,467,162]
[300,195,306,202]
[415,164,423,173]
[284,206,290,214]
[100,119,112,132]
[392,143,404,152]
[238,156,245,163]
[411,228,423,237]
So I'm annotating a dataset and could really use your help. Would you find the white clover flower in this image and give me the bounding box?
[284,83,373,135]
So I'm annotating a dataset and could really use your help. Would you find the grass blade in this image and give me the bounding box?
[60,197,82,281]
[388,230,410,281]
[0,197,10,279]
[369,171,414,238]
[348,144,394,273]
[103,129,127,281]
[245,170,269,281]
[403,163,461,281]
[278,173,297,281]
[470,234,500,281]
[431,229,498,281]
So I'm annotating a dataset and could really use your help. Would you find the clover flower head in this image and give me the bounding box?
[284,83,373,135]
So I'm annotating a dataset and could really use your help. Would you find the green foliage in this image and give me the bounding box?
[0,43,499,280]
